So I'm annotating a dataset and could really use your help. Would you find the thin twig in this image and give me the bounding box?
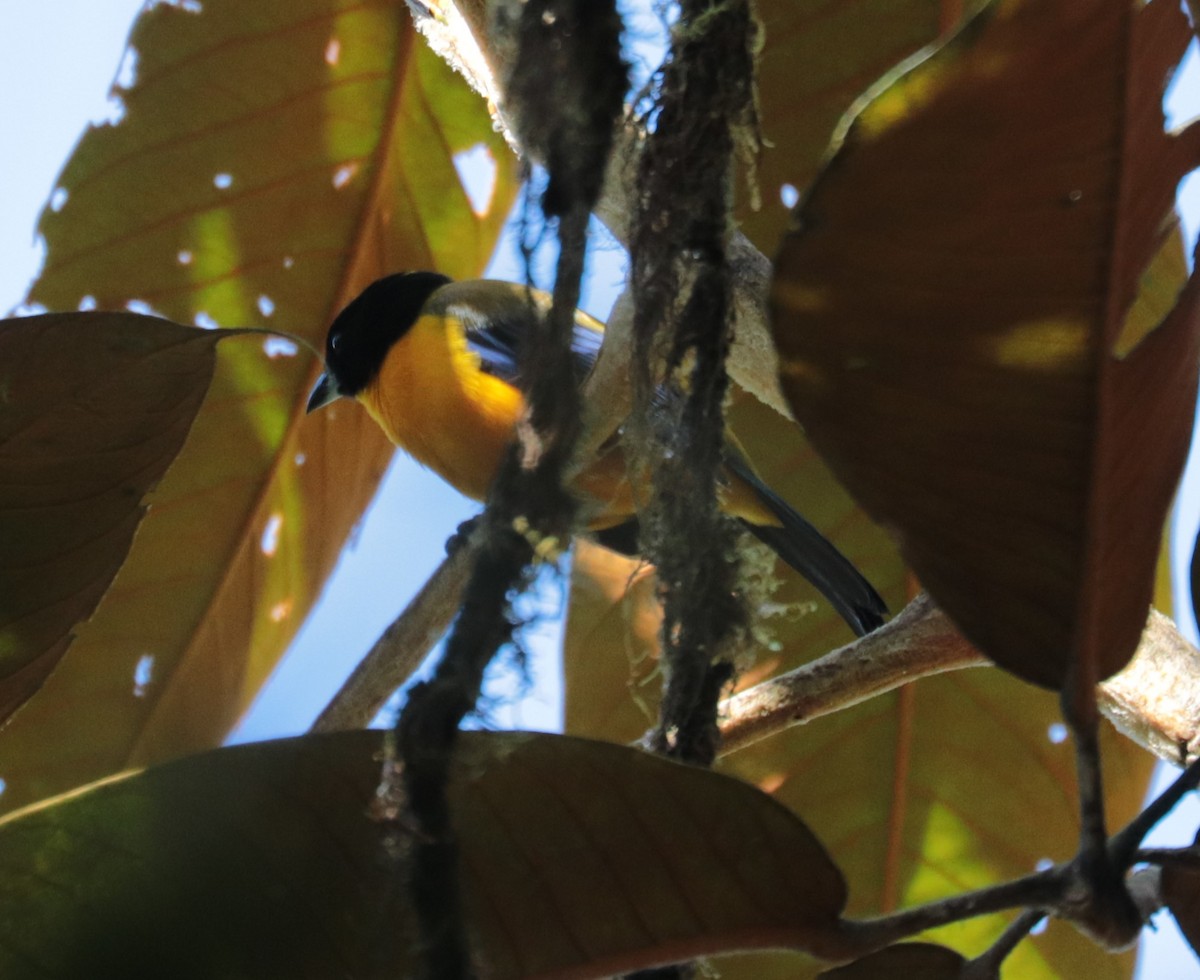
[1059,677,1144,951]
[1136,847,1200,868]
[965,909,1046,978]
[822,832,1192,962]
[1111,755,1200,866]
[829,869,1063,961]
[310,538,478,733]
[1067,686,1111,878]
[717,597,1200,766]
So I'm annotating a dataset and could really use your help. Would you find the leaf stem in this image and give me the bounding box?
[965,909,1046,978]
[833,869,1063,957]
[1111,755,1200,866]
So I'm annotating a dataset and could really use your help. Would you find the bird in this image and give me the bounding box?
[306,271,887,636]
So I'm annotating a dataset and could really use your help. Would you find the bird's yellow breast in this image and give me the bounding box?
[357,313,523,502]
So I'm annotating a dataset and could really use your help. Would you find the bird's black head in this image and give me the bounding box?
[307,271,451,411]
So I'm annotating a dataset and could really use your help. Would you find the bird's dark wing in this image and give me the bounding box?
[427,280,602,387]
[723,449,888,637]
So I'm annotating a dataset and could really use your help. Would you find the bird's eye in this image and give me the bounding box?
[329,331,342,352]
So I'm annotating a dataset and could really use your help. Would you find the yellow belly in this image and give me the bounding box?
[357,314,520,502]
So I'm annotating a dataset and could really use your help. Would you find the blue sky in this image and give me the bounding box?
[4,3,1200,976]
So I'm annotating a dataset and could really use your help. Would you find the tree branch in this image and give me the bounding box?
[309,537,478,733]
[830,868,1064,960]
[313,570,1200,772]
[390,4,627,975]
[966,909,1046,978]
[718,595,1200,766]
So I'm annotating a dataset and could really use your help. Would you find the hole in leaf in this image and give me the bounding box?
[779,183,799,208]
[132,654,154,698]
[49,188,68,213]
[262,336,297,358]
[1167,38,1200,264]
[125,299,161,317]
[213,172,233,190]
[1030,918,1048,936]
[453,143,498,218]
[294,452,307,466]
[757,772,786,794]
[1166,39,1199,131]
[115,47,139,90]
[194,311,219,330]
[332,163,359,189]
[282,256,295,270]
[93,93,127,126]
[1035,857,1054,872]
[1113,223,1189,358]
[1047,722,1069,744]
[257,295,276,318]
[269,600,293,623]
[10,303,48,318]
[325,37,341,66]
[0,777,6,796]
[177,250,193,265]
[260,513,283,556]
[1178,172,1200,273]
[78,296,97,311]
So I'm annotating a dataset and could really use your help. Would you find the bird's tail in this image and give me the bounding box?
[726,453,887,637]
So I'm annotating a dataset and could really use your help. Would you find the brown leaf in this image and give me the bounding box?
[770,0,1200,689]
[0,313,221,723]
[817,942,967,979]
[0,731,849,978]
[741,0,969,254]
[1,0,517,812]
[1162,831,1200,962]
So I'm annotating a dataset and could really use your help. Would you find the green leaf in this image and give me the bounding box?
[0,731,848,978]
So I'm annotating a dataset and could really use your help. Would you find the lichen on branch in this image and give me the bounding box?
[628,0,763,765]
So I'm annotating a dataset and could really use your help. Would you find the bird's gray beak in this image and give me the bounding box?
[306,371,341,414]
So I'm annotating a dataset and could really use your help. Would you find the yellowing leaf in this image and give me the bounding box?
[740,0,967,253]
[770,0,1200,690]
[564,541,663,739]
[0,314,223,723]
[1,0,517,814]
[0,731,849,978]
